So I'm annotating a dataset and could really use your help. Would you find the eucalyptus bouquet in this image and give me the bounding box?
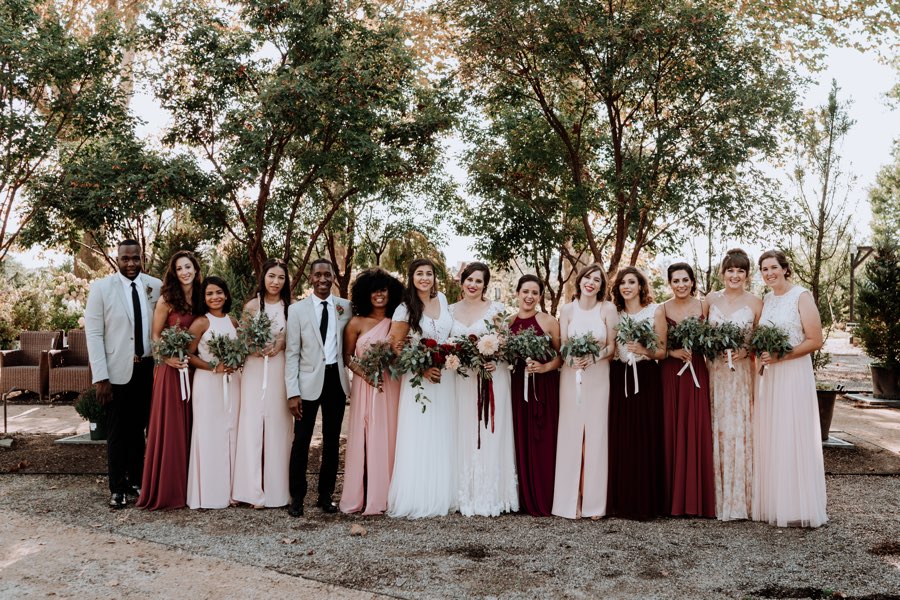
[355,340,396,392]
[505,326,556,403]
[615,314,659,395]
[560,332,603,404]
[239,306,279,400]
[705,321,749,371]
[153,326,194,401]
[206,331,248,411]
[667,317,710,388]
[749,323,793,376]
[453,323,509,447]
[390,337,456,412]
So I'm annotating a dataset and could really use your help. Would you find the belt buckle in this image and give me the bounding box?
[134,356,142,363]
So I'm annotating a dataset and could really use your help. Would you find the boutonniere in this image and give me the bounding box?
[336,304,345,316]
[145,285,153,297]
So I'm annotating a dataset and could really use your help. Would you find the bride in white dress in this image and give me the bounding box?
[450,262,518,517]
[387,259,458,518]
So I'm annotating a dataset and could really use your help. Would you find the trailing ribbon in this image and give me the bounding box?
[261,354,269,401]
[677,359,701,388]
[476,374,495,449]
[523,367,529,403]
[575,368,584,405]
[726,348,734,372]
[223,372,231,413]
[624,352,640,397]
[179,367,191,401]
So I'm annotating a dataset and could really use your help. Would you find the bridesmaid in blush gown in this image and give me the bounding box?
[509,275,561,517]
[753,250,827,528]
[232,259,293,508]
[387,259,458,518]
[340,268,404,515]
[138,250,202,510]
[185,276,242,509]
[607,267,667,520]
[450,262,518,517]
[659,262,716,518]
[706,249,762,521]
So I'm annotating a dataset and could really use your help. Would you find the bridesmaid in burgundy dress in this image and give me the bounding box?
[659,262,716,517]
[607,267,667,520]
[509,275,562,517]
[137,250,202,510]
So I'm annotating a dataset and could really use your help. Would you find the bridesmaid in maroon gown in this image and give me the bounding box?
[659,262,716,518]
[509,275,562,517]
[607,267,667,520]
[137,251,202,510]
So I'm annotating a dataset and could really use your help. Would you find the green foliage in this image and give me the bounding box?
[667,317,712,353]
[750,324,794,359]
[353,340,396,392]
[704,321,750,361]
[210,241,258,310]
[239,308,275,354]
[855,244,900,369]
[10,289,47,332]
[206,332,248,371]
[616,315,660,351]
[560,332,603,365]
[0,0,128,260]
[153,325,194,362]
[869,142,900,246]
[74,388,105,423]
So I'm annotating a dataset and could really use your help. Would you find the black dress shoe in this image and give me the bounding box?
[109,493,127,509]
[288,500,304,517]
[126,485,141,502]
[317,498,338,514]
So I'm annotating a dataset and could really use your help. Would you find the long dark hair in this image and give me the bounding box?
[667,262,697,296]
[201,275,232,314]
[611,266,653,311]
[459,261,491,300]
[253,258,291,319]
[160,250,202,315]
[351,268,404,318]
[403,258,437,335]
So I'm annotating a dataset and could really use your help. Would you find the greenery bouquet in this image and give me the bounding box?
[390,337,457,412]
[667,317,710,388]
[505,325,556,403]
[615,315,659,396]
[239,305,279,400]
[354,340,396,393]
[705,321,749,371]
[206,331,248,411]
[453,325,509,447]
[560,332,603,404]
[153,325,194,400]
[749,323,793,376]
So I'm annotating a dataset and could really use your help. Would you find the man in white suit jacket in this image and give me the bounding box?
[285,258,351,516]
[84,240,161,508]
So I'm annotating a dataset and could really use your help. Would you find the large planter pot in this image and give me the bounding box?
[816,390,838,442]
[88,420,107,441]
[871,365,900,400]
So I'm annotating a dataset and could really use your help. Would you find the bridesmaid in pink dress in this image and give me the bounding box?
[659,262,716,518]
[233,259,293,508]
[552,264,617,520]
[340,269,404,515]
[185,277,241,509]
[138,251,202,510]
[706,249,762,521]
[753,250,827,528]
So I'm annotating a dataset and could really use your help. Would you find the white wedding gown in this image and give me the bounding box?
[387,292,459,518]
[450,301,519,516]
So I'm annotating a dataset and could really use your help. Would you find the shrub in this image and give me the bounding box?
[855,244,900,370]
[74,388,105,422]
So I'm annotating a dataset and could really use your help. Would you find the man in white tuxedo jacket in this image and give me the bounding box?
[285,258,351,516]
[84,240,161,508]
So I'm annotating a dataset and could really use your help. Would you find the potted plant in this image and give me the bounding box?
[854,244,900,399]
[814,381,844,442]
[74,387,107,441]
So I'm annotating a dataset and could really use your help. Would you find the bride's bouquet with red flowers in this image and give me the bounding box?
[390,337,458,412]
[453,324,509,447]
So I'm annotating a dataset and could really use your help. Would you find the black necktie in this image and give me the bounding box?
[131,282,144,357]
[319,300,328,343]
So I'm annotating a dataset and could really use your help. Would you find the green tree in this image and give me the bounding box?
[445,0,798,278]
[869,142,900,245]
[787,80,855,328]
[0,0,127,262]
[143,0,457,284]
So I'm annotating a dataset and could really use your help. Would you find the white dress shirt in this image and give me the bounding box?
[117,271,151,357]
[313,294,338,364]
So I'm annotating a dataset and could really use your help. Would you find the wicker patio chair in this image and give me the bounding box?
[48,329,93,397]
[1,330,62,433]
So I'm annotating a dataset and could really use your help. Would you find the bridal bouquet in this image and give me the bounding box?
[354,340,396,392]
[206,332,248,411]
[560,332,603,404]
[390,337,457,412]
[153,325,194,401]
[704,321,749,371]
[749,324,793,376]
[667,317,710,388]
[453,325,508,446]
[615,315,658,395]
[239,306,278,400]
[505,326,556,403]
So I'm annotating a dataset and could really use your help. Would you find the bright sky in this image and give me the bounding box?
[12,44,898,271]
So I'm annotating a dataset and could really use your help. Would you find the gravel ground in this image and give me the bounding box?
[1,473,898,599]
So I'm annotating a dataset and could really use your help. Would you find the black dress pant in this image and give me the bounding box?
[289,364,347,503]
[106,358,153,494]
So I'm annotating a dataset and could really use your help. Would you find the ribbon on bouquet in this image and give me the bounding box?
[476,374,495,449]
[223,372,232,413]
[260,354,269,401]
[677,358,701,388]
[178,367,191,401]
[726,349,735,372]
[624,352,640,397]
[575,367,585,405]
[523,359,539,403]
